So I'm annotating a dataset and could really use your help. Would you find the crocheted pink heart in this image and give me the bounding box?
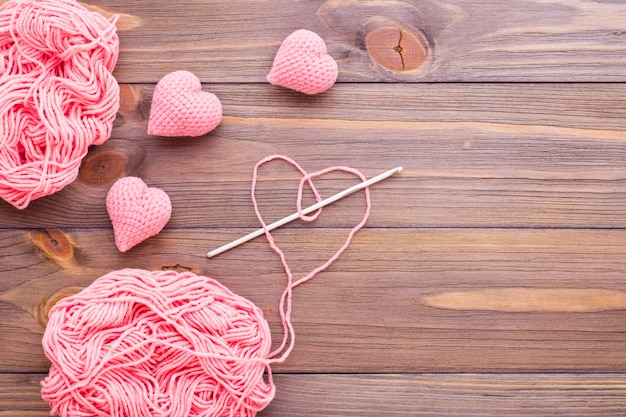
[148,70,222,137]
[267,29,338,95]
[106,177,172,252]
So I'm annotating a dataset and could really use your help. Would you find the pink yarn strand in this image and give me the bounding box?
[0,0,119,209]
[42,269,276,417]
[41,156,370,417]
[250,155,371,363]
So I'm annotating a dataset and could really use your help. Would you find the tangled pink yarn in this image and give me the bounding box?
[41,156,372,417]
[42,269,275,417]
[0,0,120,209]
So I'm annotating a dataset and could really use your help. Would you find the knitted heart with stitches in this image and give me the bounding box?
[148,70,222,137]
[106,176,172,252]
[267,29,338,95]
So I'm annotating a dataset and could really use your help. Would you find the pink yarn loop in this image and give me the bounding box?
[0,0,119,209]
[251,155,372,362]
[41,156,371,417]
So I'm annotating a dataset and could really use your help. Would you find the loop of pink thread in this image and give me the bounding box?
[41,156,371,417]
[0,0,120,209]
[251,155,371,362]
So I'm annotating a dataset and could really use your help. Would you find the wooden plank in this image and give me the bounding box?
[266,374,626,417]
[2,83,626,228]
[0,374,48,416]
[4,0,626,416]
[4,373,626,416]
[72,0,626,82]
[3,228,626,373]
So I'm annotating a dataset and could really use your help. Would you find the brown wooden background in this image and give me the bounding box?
[2,0,626,415]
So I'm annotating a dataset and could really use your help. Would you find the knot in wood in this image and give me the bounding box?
[38,286,83,327]
[161,264,195,273]
[80,149,129,185]
[365,26,429,73]
[32,229,75,263]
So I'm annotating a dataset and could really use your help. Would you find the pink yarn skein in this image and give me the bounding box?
[42,269,275,417]
[41,156,372,417]
[0,0,120,209]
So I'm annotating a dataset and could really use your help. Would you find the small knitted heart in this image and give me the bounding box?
[148,70,222,137]
[267,29,338,95]
[106,177,172,252]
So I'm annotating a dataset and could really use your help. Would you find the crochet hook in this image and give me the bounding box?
[207,166,403,258]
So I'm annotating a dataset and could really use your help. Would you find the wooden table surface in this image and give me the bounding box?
[3,0,626,415]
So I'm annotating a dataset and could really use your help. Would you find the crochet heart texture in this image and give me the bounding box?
[267,29,338,95]
[148,70,222,137]
[106,177,172,252]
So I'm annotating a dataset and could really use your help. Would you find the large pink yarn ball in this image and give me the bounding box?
[41,269,276,417]
[0,0,120,209]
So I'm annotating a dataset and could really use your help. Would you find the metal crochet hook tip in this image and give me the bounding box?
[206,166,403,258]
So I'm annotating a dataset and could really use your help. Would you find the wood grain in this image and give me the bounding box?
[3,228,626,373]
[72,0,626,82]
[266,374,626,417]
[3,373,626,417]
[3,0,626,414]
[1,83,626,229]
